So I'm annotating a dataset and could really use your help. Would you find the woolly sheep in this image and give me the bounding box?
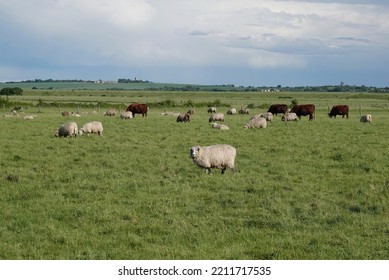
[177,113,191,122]
[209,113,225,122]
[360,114,372,123]
[104,109,117,116]
[281,112,298,122]
[260,112,273,122]
[243,116,267,129]
[55,122,78,137]
[121,111,133,119]
[78,121,103,136]
[24,115,34,120]
[61,111,69,117]
[187,108,195,115]
[189,144,236,174]
[227,108,237,115]
[239,108,250,114]
[207,107,217,113]
[211,123,229,130]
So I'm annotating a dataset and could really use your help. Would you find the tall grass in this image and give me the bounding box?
[0,92,388,259]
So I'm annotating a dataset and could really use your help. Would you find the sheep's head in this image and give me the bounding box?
[189,146,200,159]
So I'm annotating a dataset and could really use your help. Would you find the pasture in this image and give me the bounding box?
[1,90,389,259]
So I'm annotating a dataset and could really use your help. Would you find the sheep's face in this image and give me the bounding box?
[189,146,200,159]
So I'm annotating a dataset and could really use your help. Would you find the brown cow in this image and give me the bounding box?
[290,104,315,121]
[267,104,288,115]
[126,103,148,117]
[328,105,349,119]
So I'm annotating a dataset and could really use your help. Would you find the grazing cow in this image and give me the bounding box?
[329,105,349,119]
[290,104,315,121]
[267,104,288,115]
[126,103,148,117]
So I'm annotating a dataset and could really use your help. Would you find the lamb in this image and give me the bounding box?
[243,116,267,129]
[227,108,237,115]
[211,122,229,130]
[55,122,78,137]
[189,144,236,174]
[78,121,103,136]
[360,114,372,123]
[209,113,225,122]
[177,113,191,122]
[121,111,133,119]
[281,112,298,122]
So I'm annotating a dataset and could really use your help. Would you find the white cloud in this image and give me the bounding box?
[0,0,388,85]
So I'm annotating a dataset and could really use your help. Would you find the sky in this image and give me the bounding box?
[0,0,388,87]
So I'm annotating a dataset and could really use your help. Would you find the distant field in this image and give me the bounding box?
[0,90,388,259]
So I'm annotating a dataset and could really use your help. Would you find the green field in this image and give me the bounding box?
[1,90,388,259]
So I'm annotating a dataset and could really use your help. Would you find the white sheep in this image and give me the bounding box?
[104,109,117,116]
[24,115,34,120]
[211,123,229,130]
[209,113,225,122]
[207,107,217,113]
[226,108,237,115]
[281,112,298,122]
[161,112,180,117]
[189,144,236,174]
[78,121,103,136]
[243,116,267,129]
[55,122,78,137]
[121,111,133,119]
[260,112,273,122]
[360,114,372,123]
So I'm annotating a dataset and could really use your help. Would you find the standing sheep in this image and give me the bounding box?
[55,122,78,137]
[189,144,236,174]
[360,114,372,123]
[121,111,133,119]
[260,112,273,122]
[177,113,191,122]
[207,107,217,113]
[243,116,267,129]
[78,121,103,136]
[227,108,237,115]
[209,113,225,122]
[104,109,117,116]
[281,112,298,122]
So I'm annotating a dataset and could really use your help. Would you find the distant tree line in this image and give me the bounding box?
[0,87,23,95]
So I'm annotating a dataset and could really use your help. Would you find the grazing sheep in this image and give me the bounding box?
[61,111,69,117]
[24,115,34,120]
[121,111,133,119]
[11,109,18,116]
[360,114,372,123]
[260,112,273,122]
[207,107,217,113]
[187,108,195,115]
[55,122,78,137]
[227,108,237,115]
[281,112,298,122]
[71,112,81,117]
[209,113,225,122]
[239,108,250,114]
[104,109,117,116]
[211,123,229,130]
[78,121,103,136]
[189,144,236,174]
[244,116,267,129]
[177,113,191,122]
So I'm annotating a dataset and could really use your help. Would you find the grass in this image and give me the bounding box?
[0,91,389,259]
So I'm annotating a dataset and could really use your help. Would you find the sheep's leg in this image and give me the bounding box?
[205,168,212,174]
[221,167,227,174]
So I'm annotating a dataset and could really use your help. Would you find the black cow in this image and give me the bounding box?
[267,104,288,115]
[328,105,349,119]
[290,104,316,121]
